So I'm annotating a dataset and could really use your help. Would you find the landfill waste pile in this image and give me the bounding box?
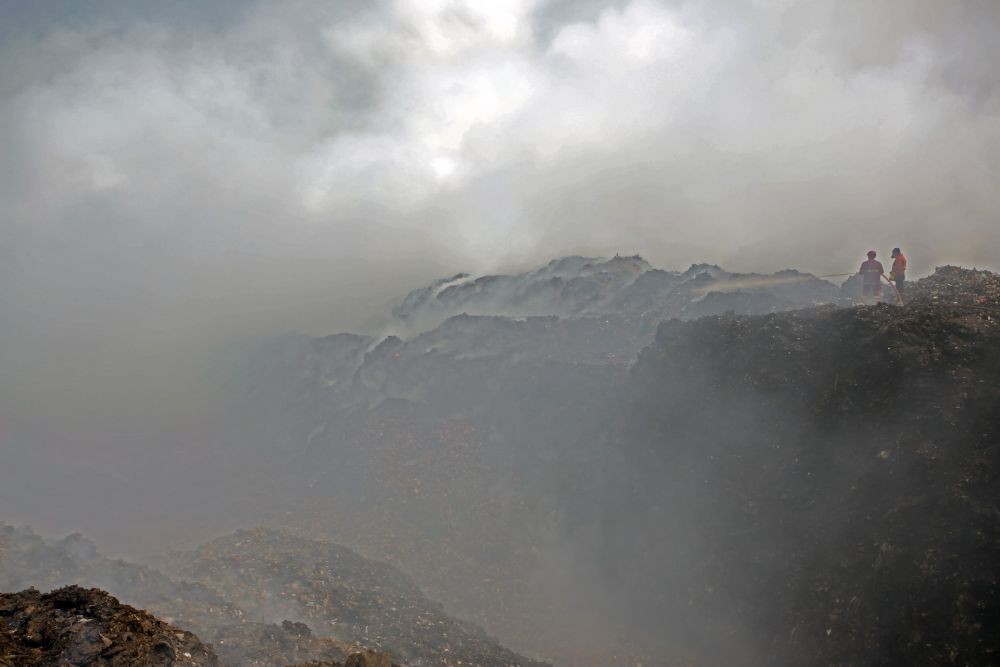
[6,259,997,666]
[1,524,538,666]
[387,256,839,333]
[177,262,1000,664]
[216,256,840,419]
[205,620,358,667]
[907,264,1000,308]
[286,651,396,667]
[0,525,252,639]
[230,266,999,665]
[163,528,549,667]
[838,263,1000,307]
[0,586,219,666]
[191,258,843,663]
[597,266,1000,664]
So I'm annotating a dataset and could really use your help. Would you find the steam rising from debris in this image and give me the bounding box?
[2,2,1000,664]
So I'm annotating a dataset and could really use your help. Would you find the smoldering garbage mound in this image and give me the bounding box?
[0,525,541,667]
[286,653,394,667]
[388,255,839,331]
[0,585,219,666]
[164,527,549,667]
[193,265,999,666]
[907,264,1000,308]
[219,256,840,422]
[5,265,998,667]
[0,585,397,667]
[608,267,1000,665]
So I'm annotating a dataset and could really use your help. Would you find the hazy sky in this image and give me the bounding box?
[3,0,1000,420]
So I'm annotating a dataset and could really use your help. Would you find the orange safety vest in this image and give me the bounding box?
[892,253,907,277]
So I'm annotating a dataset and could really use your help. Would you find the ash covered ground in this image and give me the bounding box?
[4,258,1000,666]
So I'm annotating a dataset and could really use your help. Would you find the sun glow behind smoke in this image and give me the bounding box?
[3,0,1000,425]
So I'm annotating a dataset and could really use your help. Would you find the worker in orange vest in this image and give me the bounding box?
[859,250,884,299]
[890,247,907,295]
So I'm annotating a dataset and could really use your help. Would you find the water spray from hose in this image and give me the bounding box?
[693,272,905,306]
[693,273,854,295]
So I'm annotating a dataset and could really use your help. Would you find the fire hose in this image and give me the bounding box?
[881,273,905,305]
[817,273,904,305]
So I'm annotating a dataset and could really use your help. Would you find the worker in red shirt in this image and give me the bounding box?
[859,250,884,300]
[890,247,907,295]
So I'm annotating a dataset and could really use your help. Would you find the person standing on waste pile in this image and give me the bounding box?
[859,250,884,300]
[890,247,907,296]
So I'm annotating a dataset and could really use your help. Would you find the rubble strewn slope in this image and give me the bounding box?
[1,525,542,667]
[199,264,1000,667]
[167,528,549,667]
[0,586,220,666]
[210,264,996,665]
[6,263,996,666]
[389,256,838,330]
[221,256,839,422]
[609,267,1000,664]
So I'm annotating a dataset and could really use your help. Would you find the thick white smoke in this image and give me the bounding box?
[1,0,998,440]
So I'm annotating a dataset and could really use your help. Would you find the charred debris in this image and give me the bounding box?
[0,586,219,667]
[0,585,401,667]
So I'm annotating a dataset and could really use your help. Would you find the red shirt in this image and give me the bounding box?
[860,259,884,284]
[892,253,907,277]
